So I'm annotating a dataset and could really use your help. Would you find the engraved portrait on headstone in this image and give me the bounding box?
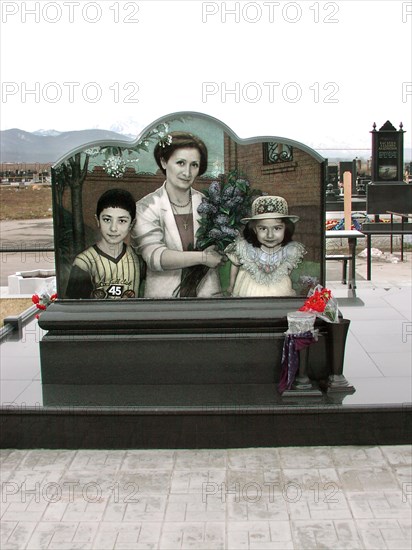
[51,112,325,299]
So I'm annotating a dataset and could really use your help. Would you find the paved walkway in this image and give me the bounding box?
[1,446,411,549]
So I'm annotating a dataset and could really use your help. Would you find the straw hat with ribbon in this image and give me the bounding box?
[241,195,300,224]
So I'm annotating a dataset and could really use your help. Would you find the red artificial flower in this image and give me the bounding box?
[299,286,338,323]
[32,291,57,320]
[299,288,332,314]
[321,289,332,301]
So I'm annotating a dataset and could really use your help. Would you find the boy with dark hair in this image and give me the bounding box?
[65,188,140,299]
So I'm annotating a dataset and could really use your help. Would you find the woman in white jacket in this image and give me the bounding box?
[132,132,223,298]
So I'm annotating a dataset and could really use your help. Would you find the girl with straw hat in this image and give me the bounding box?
[225,195,306,297]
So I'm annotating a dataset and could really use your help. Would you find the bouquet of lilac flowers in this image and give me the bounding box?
[174,170,262,297]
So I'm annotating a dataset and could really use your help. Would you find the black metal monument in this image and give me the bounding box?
[367,120,411,214]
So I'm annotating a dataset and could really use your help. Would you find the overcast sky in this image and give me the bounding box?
[1,0,411,151]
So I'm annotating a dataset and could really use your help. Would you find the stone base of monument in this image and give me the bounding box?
[328,374,356,393]
[0,297,395,448]
[282,376,323,397]
[2,390,409,448]
[38,298,331,387]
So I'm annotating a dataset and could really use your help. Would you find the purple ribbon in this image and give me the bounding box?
[278,331,316,394]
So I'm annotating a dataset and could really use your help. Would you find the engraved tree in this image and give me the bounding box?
[53,122,174,257]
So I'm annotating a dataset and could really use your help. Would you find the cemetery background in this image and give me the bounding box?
[1,113,410,452]
[0,113,410,452]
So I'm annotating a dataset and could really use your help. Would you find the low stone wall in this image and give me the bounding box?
[8,270,56,295]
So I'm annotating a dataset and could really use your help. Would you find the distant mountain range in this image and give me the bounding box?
[0,128,133,163]
[1,128,410,164]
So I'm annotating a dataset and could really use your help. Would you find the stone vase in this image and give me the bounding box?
[326,318,355,391]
